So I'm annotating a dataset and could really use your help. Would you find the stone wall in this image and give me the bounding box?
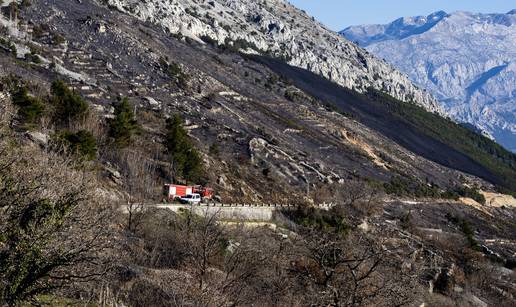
[122,203,335,221]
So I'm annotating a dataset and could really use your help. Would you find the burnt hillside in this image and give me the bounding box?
[2,0,498,200]
[252,56,516,190]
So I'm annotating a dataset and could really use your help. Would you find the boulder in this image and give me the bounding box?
[96,23,106,33]
[144,96,161,110]
[105,165,123,185]
[25,131,49,147]
[217,174,233,190]
[358,220,369,232]
[464,295,488,307]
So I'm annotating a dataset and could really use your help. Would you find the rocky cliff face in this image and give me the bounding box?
[102,0,443,114]
[341,10,516,152]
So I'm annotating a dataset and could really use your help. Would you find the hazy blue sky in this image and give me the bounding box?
[289,0,516,30]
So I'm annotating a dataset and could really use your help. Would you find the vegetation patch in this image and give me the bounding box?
[50,80,89,125]
[282,206,349,235]
[54,130,97,161]
[383,176,441,198]
[11,85,45,127]
[384,176,486,204]
[442,186,486,204]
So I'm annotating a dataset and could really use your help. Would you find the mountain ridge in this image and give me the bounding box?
[102,0,444,114]
[340,10,449,46]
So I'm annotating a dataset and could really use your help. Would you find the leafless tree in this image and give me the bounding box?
[290,229,417,306]
[214,228,269,305]
[343,180,372,205]
[180,209,225,291]
[0,133,115,304]
[110,148,163,231]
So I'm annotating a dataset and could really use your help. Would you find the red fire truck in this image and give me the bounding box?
[163,184,214,202]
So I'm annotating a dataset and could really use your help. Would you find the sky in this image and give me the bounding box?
[289,0,516,30]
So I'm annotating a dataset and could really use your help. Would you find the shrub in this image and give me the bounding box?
[383,176,442,198]
[460,220,481,250]
[199,35,219,46]
[31,24,49,39]
[400,210,414,230]
[52,33,65,45]
[0,37,16,55]
[56,130,97,160]
[0,135,111,304]
[50,80,89,125]
[164,62,189,89]
[26,52,41,64]
[209,142,220,156]
[108,97,140,147]
[283,206,349,235]
[445,214,481,251]
[284,89,299,102]
[8,42,16,55]
[264,75,278,89]
[11,86,45,127]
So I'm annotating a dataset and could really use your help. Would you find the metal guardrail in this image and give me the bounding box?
[153,202,336,209]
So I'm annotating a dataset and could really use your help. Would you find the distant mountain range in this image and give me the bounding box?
[341,10,516,152]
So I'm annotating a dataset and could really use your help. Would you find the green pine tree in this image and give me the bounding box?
[108,97,140,147]
[11,86,45,127]
[165,114,204,183]
[183,147,204,183]
[50,80,89,125]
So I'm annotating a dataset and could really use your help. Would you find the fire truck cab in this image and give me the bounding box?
[193,186,214,200]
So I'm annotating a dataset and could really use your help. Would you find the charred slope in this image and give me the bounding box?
[4,0,506,202]
[251,56,516,191]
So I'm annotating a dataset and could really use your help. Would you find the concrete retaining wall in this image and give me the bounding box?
[155,205,274,221]
[121,203,336,221]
